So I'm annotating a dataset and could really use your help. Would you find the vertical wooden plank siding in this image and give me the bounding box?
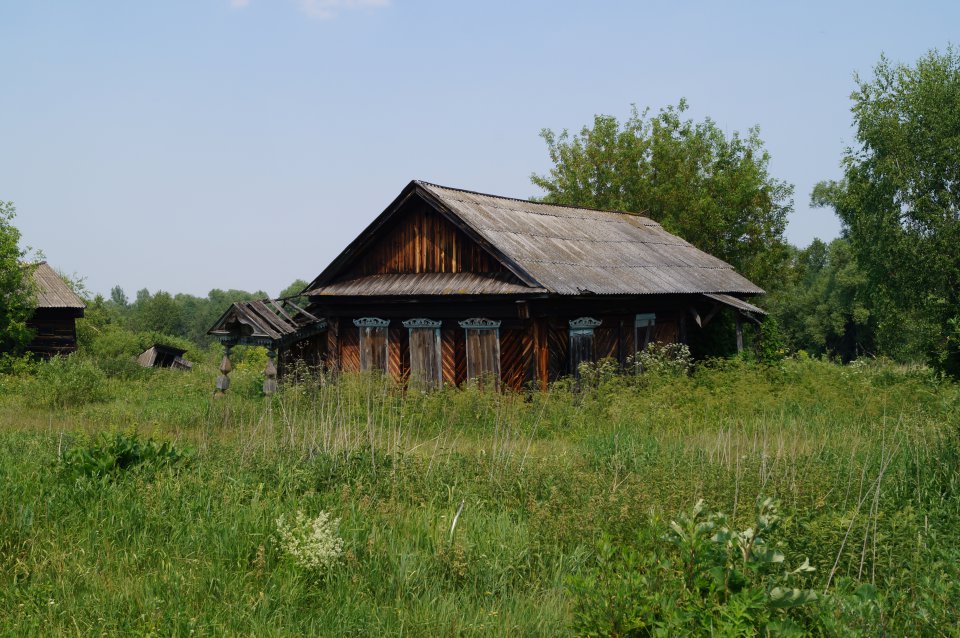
[344,204,507,278]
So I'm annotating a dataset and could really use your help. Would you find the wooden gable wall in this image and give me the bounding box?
[341,200,508,279]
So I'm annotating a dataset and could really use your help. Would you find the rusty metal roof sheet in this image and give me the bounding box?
[30,262,85,309]
[309,272,544,297]
[416,182,764,296]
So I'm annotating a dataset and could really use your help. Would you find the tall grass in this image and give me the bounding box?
[0,356,957,635]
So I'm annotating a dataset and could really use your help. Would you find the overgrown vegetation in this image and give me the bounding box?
[0,353,957,635]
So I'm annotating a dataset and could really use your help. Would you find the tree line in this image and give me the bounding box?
[532,47,960,375]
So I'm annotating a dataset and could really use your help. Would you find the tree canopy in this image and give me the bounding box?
[813,48,960,374]
[531,100,794,288]
[0,201,35,354]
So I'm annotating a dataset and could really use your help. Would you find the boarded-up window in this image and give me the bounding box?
[354,317,389,372]
[459,318,501,385]
[569,317,602,377]
[403,318,442,389]
[635,313,656,351]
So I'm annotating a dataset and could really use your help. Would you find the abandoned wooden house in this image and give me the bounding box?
[26,262,86,358]
[209,180,765,392]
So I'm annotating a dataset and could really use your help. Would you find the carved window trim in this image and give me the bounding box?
[402,318,442,329]
[568,316,602,335]
[353,317,390,328]
[458,318,501,330]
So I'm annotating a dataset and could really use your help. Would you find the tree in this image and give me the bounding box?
[531,100,794,288]
[767,238,874,361]
[110,285,129,307]
[0,201,35,354]
[812,48,960,374]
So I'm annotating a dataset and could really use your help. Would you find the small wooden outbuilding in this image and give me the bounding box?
[26,262,86,358]
[209,180,765,391]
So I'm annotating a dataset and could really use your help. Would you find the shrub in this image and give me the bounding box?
[60,430,187,480]
[30,355,110,409]
[569,499,820,636]
[629,341,693,376]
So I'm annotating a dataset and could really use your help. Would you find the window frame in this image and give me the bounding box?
[568,317,602,377]
[635,313,656,352]
[353,317,390,373]
[459,318,501,385]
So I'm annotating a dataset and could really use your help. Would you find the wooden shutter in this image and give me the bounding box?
[403,319,442,389]
[569,317,602,378]
[354,318,389,372]
[460,318,501,385]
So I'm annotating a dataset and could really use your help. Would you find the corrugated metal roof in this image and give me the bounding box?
[30,262,85,309]
[416,182,764,296]
[309,272,544,297]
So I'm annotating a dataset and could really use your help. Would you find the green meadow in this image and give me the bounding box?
[1,354,958,636]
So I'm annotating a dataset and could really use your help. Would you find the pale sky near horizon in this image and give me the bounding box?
[2,1,957,298]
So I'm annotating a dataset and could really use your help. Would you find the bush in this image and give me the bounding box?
[30,355,110,409]
[629,342,693,376]
[569,499,820,636]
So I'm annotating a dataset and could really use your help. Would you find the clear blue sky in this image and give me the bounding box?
[2,1,956,297]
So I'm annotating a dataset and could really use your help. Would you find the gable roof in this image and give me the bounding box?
[306,180,764,297]
[30,262,86,309]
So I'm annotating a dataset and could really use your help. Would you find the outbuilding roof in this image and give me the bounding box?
[307,180,764,297]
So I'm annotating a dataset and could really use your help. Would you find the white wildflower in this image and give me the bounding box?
[274,510,344,574]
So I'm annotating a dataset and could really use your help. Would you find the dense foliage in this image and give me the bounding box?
[0,201,34,354]
[812,48,960,375]
[531,100,794,288]
[766,239,874,361]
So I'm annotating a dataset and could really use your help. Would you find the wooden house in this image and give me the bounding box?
[209,181,765,391]
[26,262,86,357]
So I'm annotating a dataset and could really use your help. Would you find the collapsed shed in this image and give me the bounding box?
[137,344,193,370]
[209,180,766,392]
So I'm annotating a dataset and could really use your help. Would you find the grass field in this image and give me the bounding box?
[0,354,958,636]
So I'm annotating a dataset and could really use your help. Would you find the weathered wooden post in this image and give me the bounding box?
[263,348,278,395]
[215,344,233,396]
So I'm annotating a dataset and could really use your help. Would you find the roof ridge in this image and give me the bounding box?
[415,180,654,220]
